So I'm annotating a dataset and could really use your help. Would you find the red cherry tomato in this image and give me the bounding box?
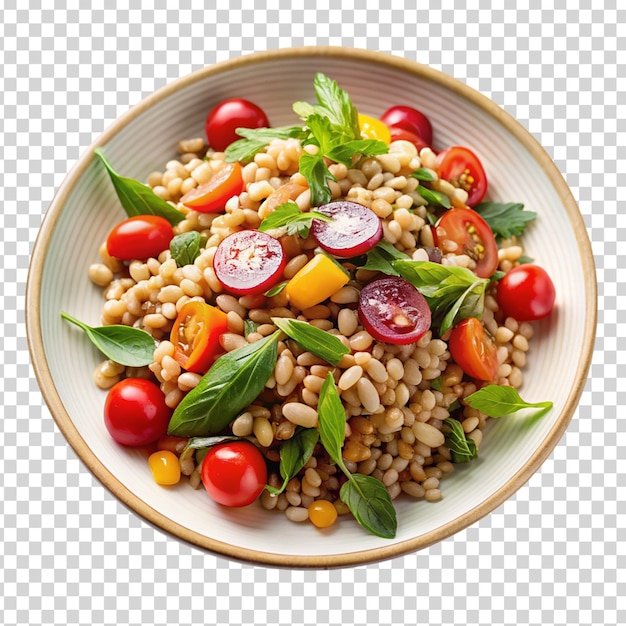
[170,301,229,373]
[106,215,174,261]
[104,378,172,446]
[435,207,498,278]
[497,264,556,322]
[179,162,244,213]
[448,317,499,382]
[380,105,433,146]
[388,126,430,153]
[213,229,286,296]
[358,276,431,345]
[205,98,269,152]
[201,441,267,507]
[436,146,488,207]
[310,201,383,258]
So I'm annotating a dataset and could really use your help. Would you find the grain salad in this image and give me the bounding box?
[72,73,555,538]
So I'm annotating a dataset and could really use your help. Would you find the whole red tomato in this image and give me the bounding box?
[106,215,174,261]
[201,441,267,507]
[205,98,269,152]
[497,264,556,322]
[104,378,172,446]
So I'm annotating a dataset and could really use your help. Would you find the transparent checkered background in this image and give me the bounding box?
[1,2,623,625]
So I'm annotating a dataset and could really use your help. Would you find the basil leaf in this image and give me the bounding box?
[473,202,536,240]
[464,385,553,418]
[94,148,184,225]
[417,185,452,209]
[317,373,349,473]
[224,125,306,164]
[168,331,280,437]
[410,167,436,182]
[271,317,349,367]
[243,320,260,338]
[258,201,332,237]
[266,427,319,495]
[61,311,155,367]
[185,435,240,450]
[443,418,477,463]
[359,241,410,276]
[393,260,489,334]
[339,473,397,539]
[170,231,202,267]
[264,281,288,297]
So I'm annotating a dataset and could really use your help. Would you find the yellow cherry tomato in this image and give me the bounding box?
[308,500,338,529]
[148,450,181,486]
[358,114,391,144]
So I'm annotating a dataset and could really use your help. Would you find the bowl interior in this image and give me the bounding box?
[27,48,595,567]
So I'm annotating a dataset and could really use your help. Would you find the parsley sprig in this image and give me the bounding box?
[258,200,332,238]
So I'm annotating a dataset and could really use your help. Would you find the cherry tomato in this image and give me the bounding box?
[148,450,181,485]
[179,162,244,213]
[201,440,267,507]
[388,126,430,153]
[358,276,431,345]
[448,317,499,382]
[106,215,174,261]
[436,146,488,207]
[358,113,391,144]
[170,301,229,373]
[205,98,269,152]
[213,229,286,296]
[262,181,308,215]
[104,378,172,447]
[435,207,498,278]
[311,200,383,258]
[380,105,433,146]
[497,264,556,322]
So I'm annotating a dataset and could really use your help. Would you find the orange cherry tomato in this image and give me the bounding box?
[179,162,244,213]
[170,301,229,373]
[435,207,498,278]
[448,317,499,382]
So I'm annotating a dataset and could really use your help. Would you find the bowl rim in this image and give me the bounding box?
[26,45,597,568]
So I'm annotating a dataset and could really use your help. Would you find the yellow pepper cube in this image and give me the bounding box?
[284,254,349,311]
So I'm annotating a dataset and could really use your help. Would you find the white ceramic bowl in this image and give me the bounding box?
[27,47,596,567]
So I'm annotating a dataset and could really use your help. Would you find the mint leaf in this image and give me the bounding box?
[464,385,553,418]
[473,202,536,240]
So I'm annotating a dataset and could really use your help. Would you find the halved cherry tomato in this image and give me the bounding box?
[170,301,229,373]
[180,161,244,213]
[448,317,499,382]
[205,98,269,152]
[380,105,433,146]
[358,276,431,345]
[388,126,430,153]
[201,440,267,507]
[310,200,383,258]
[358,114,391,144]
[497,264,556,322]
[104,378,172,446]
[436,146,487,207]
[435,207,498,278]
[106,215,174,261]
[261,181,308,217]
[213,229,286,296]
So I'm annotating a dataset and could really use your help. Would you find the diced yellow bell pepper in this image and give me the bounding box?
[284,253,349,310]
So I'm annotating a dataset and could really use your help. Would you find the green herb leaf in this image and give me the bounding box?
[317,374,397,538]
[264,281,288,297]
[170,231,202,267]
[474,202,536,240]
[339,473,397,539]
[392,260,490,334]
[184,435,240,450]
[258,200,332,238]
[299,152,335,207]
[265,427,319,495]
[61,311,155,367]
[464,385,553,418]
[443,418,477,463]
[417,185,452,209]
[410,168,437,182]
[224,126,307,164]
[271,318,349,367]
[94,148,184,225]
[326,138,388,166]
[243,320,260,338]
[359,241,410,276]
[167,331,281,437]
